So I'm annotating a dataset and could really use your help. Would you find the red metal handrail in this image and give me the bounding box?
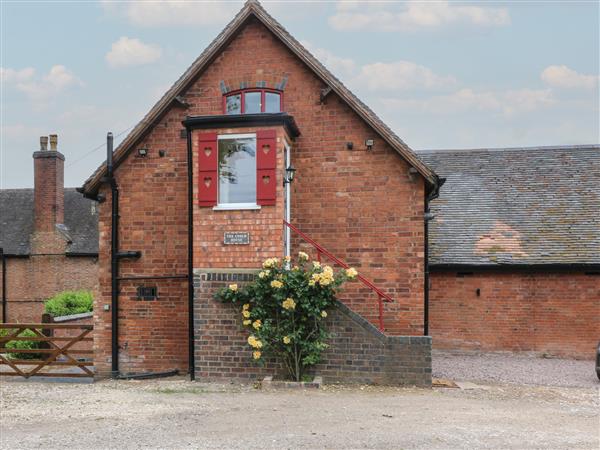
[283,220,392,331]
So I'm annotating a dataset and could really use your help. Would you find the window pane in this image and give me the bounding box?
[218,137,256,204]
[265,92,281,113]
[244,92,261,114]
[226,94,241,115]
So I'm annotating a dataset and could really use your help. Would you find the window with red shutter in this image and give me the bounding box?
[197,133,218,206]
[256,130,277,206]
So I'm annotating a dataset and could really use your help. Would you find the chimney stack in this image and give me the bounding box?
[33,134,65,232]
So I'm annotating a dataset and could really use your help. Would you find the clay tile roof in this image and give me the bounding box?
[80,0,439,196]
[418,145,600,267]
[0,188,99,256]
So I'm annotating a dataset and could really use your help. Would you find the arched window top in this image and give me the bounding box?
[224,89,283,115]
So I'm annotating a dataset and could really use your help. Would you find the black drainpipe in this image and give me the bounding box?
[424,177,446,336]
[107,132,120,378]
[1,247,6,323]
[186,127,195,381]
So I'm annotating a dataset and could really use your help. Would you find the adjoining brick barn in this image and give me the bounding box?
[419,146,600,359]
[77,1,598,382]
[0,134,98,323]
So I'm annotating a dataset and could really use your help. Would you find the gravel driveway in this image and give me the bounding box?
[1,376,598,450]
[433,350,599,388]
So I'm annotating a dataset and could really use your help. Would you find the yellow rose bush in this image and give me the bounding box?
[215,253,357,381]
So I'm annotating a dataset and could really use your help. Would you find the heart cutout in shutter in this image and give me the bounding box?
[204,147,212,157]
[204,177,212,188]
[262,144,270,155]
[262,175,270,185]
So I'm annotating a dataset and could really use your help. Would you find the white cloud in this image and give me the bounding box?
[106,37,162,68]
[0,67,35,83]
[0,123,45,140]
[353,61,456,92]
[384,88,555,116]
[329,1,510,32]
[541,65,599,89]
[102,1,238,27]
[301,41,357,80]
[2,65,83,107]
[300,43,455,92]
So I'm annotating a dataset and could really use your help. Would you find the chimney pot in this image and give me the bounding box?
[40,136,48,151]
[49,134,58,151]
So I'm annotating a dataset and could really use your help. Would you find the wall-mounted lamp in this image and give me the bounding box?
[137,148,148,157]
[284,164,296,184]
[365,139,374,151]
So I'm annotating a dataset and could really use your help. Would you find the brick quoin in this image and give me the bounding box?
[93,17,427,377]
[429,271,600,359]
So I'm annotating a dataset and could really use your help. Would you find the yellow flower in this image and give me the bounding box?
[282,297,296,310]
[321,311,328,318]
[243,319,251,326]
[319,276,333,286]
[242,310,251,318]
[283,336,291,344]
[298,251,309,260]
[346,267,358,279]
[252,319,262,329]
[253,351,262,360]
[284,255,291,262]
[262,257,279,269]
[247,335,263,349]
[292,265,300,271]
[308,280,316,287]
[229,284,238,292]
[270,280,283,289]
[258,271,267,279]
[323,265,333,275]
[242,303,250,310]
[312,261,321,269]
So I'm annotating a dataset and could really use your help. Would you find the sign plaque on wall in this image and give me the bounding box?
[223,231,250,245]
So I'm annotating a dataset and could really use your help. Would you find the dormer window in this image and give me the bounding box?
[224,89,283,115]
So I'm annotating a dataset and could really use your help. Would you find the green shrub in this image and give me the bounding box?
[44,290,93,317]
[0,328,43,360]
[214,253,358,381]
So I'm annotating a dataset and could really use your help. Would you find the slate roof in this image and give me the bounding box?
[80,0,439,196]
[0,188,98,256]
[418,145,600,267]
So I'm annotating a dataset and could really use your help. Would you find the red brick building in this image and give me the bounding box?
[420,146,599,359]
[78,1,598,381]
[0,135,99,323]
[79,1,436,383]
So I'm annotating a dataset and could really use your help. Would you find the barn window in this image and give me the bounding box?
[224,89,282,115]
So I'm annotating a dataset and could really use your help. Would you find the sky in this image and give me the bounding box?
[1,0,598,189]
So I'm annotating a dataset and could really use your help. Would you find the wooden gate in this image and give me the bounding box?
[0,323,93,379]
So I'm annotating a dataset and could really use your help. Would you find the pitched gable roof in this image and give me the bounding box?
[0,188,99,256]
[418,145,600,267]
[80,0,439,195]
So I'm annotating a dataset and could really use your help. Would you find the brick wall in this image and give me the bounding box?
[0,256,98,323]
[429,270,600,359]
[93,17,427,376]
[194,270,431,386]
[191,126,288,269]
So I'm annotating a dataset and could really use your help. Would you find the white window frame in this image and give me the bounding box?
[213,133,260,211]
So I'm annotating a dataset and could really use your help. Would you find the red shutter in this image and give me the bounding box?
[256,130,277,206]
[197,132,218,206]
